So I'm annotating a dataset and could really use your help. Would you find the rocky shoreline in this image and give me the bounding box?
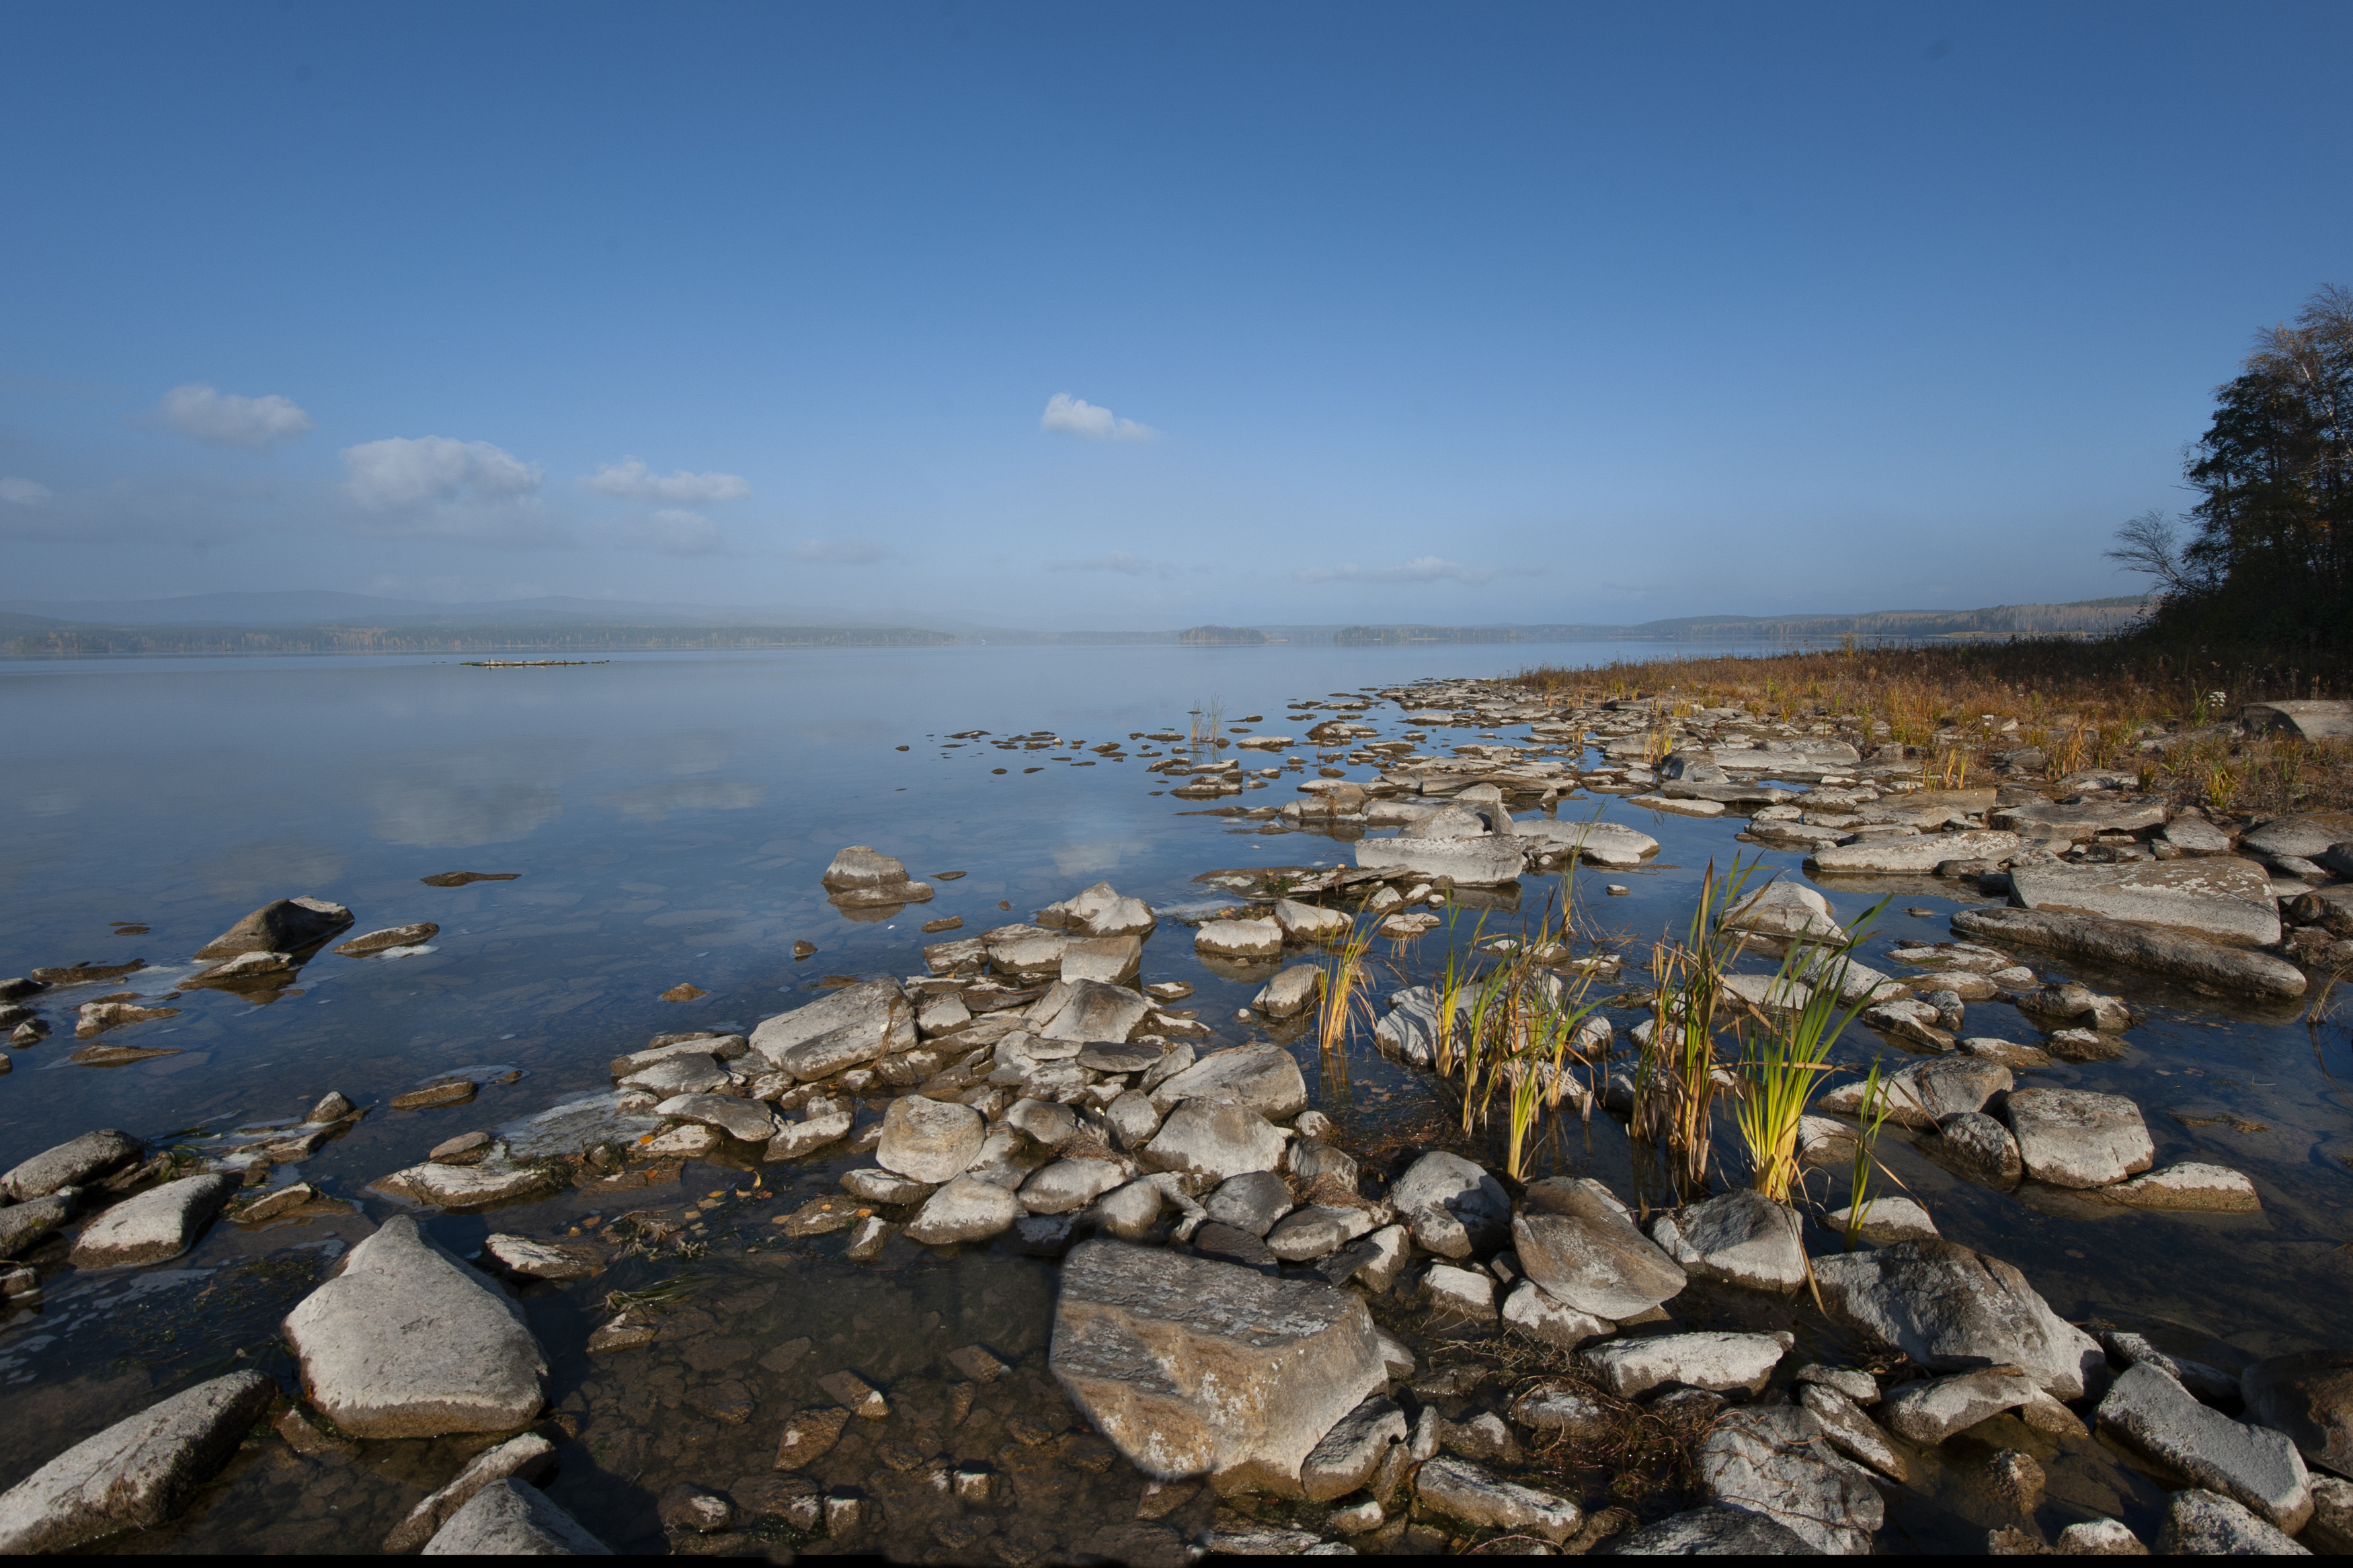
[2,677,2350,1555]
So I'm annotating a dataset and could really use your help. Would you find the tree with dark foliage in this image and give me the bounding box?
[2113,284,2352,647]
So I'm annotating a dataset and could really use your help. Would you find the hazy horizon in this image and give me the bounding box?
[4,3,2348,628]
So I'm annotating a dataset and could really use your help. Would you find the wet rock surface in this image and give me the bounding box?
[0,1371,275,1553]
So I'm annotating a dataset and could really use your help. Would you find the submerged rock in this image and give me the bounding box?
[0,1370,274,1553]
[282,1214,548,1438]
[2243,1351,2353,1479]
[335,923,439,956]
[421,1478,609,1555]
[1050,1240,1386,1495]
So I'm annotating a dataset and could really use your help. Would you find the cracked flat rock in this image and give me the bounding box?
[748,980,915,1081]
[1810,1239,2103,1398]
[2007,856,2283,946]
[1697,1405,1885,1555]
[0,1370,274,1553]
[1353,835,1526,884]
[2100,1362,2312,1531]
[283,1214,548,1438]
[1412,1457,1581,1543]
[69,1174,240,1268]
[1049,1239,1385,1495]
[421,1478,610,1555]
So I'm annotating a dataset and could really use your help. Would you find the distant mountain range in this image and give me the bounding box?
[0,591,2154,657]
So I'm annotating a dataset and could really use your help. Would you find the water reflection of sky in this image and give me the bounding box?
[2,641,2348,1415]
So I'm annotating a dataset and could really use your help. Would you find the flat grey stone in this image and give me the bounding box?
[1147,1042,1309,1118]
[1006,1098,1080,1147]
[1933,1111,2024,1188]
[69,1174,239,1268]
[651,1093,774,1143]
[1300,1395,1406,1502]
[1019,1158,1127,1215]
[1793,1364,1879,1404]
[1500,1279,1614,1351]
[1810,829,2020,875]
[1036,977,1152,1044]
[1354,836,1526,884]
[1810,1240,2103,1397]
[1951,905,2305,1000]
[0,1370,274,1553]
[877,1095,985,1184]
[2008,856,2282,946]
[1880,1366,2038,1445]
[1599,1501,1817,1554]
[1513,1178,1687,1319]
[1696,1405,1884,1554]
[617,1053,730,1096]
[1267,1205,1364,1262]
[1721,880,1845,942]
[2155,1487,2311,1555]
[1253,964,1324,1020]
[2005,1088,2153,1189]
[1142,1100,1285,1182]
[479,1235,602,1282]
[2099,1362,2311,1530]
[1821,1196,1939,1243]
[384,1433,558,1553]
[1195,917,1283,958]
[903,1175,1022,1245]
[1512,817,1659,867]
[1390,1151,1511,1259]
[1051,1239,1385,1495]
[749,980,915,1081]
[421,1477,610,1555]
[838,1167,934,1206]
[368,1161,561,1212]
[1798,1383,1907,1481]
[1,1129,142,1202]
[1586,1330,1792,1400]
[2106,1163,2260,1212]
[282,1214,547,1438]
[0,1192,78,1259]
[1651,1190,1806,1291]
[1510,1380,1613,1437]
[1413,1456,1581,1543]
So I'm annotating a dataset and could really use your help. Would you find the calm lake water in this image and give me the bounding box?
[0,642,2344,1555]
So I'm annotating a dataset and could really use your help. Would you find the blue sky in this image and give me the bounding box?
[3,2,2348,627]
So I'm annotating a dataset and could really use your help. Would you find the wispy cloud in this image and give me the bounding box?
[1049,551,1176,579]
[0,477,53,505]
[341,436,563,547]
[1040,393,1158,442]
[1294,555,1498,586]
[582,456,751,505]
[152,384,315,448]
[791,538,893,565]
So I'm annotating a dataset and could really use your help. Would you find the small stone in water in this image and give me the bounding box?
[390,1080,477,1110]
[920,917,963,933]
[429,1131,491,1165]
[792,941,816,959]
[1606,884,1631,896]
[947,1344,1010,1383]
[660,983,708,1003]
[817,1369,889,1419]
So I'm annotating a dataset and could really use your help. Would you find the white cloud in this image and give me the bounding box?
[1295,556,1498,586]
[791,538,893,565]
[583,456,752,505]
[605,509,729,556]
[340,436,561,546]
[153,384,315,448]
[0,477,53,505]
[1049,551,1176,578]
[1040,393,1158,442]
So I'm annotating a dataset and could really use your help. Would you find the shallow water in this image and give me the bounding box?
[1,643,2346,1554]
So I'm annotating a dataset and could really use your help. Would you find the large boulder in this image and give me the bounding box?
[2007,856,2282,947]
[1354,837,1525,885]
[1512,1178,1687,1319]
[1050,1240,1386,1495]
[2004,1088,2153,1189]
[1148,1042,1309,1118]
[192,896,353,960]
[1952,905,2305,1001]
[1810,1240,2103,1398]
[2242,704,2353,743]
[748,980,914,1081]
[1650,1190,1806,1292]
[1,1128,143,1202]
[282,1214,547,1438]
[0,1372,274,1553]
[876,1096,986,1184]
[2100,1362,2311,1531]
[1390,1152,1512,1259]
[1696,1406,1884,1554]
[69,1175,239,1268]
